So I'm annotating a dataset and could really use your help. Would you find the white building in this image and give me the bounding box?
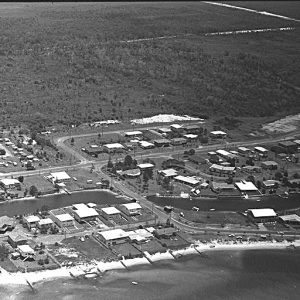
[98,229,129,246]
[101,207,122,220]
[137,163,155,170]
[174,175,200,187]
[103,143,125,153]
[235,181,260,196]
[254,146,268,157]
[183,134,198,140]
[158,168,178,178]
[139,141,155,149]
[17,245,35,259]
[247,208,277,222]
[121,202,142,216]
[72,203,99,222]
[124,131,143,138]
[210,131,227,138]
[238,147,251,156]
[0,178,21,190]
[23,215,40,229]
[50,171,71,183]
[54,213,74,228]
[38,218,54,229]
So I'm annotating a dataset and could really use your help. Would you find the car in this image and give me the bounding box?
[179,212,185,217]
[73,177,77,181]
[192,206,199,211]
[13,162,17,166]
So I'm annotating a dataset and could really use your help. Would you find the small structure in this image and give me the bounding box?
[184,124,200,134]
[278,141,298,153]
[262,180,280,189]
[209,131,227,139]
[154,139,171,147]
[174,175,199,187]
[118,169,141,178]
[235,181,259,196]
[242,165,262,173]
[101,207,122,220]
[279,214,300,225]
[157,128,172,135]
[139,141,155,149]
[254,146,268,157]
[124,131,143,138]
[170,138,187,146]
[183,134,198,140]
[247,208,277,223]
[212,182,236,193]
[121,203,142,216]
[98,229,129,246]
[54,213,75,228]
[38,218,54,230]
[23,215,40,229]
[137,163,155,170]
[261,161,278,170]
[50,171,71,183]
[209,164,235,175]
[159,168,178,178]
[17,245,35,260]
[238,147,251,156]
[154,227,178,239]
[72,203,99,223]
[0,178,21,190]
[0,216,15,234]
[103,143,125,153]
[8,232,27,248]
[170,124,184,133]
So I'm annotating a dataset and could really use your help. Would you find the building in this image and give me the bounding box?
[261,161,278,170]
[254,146,268,157]
[98,229,129,246]
[137,163,155,170]
[235,181,260,196]
[121,203,142,216]
[84,146,103,156]
[216,149,238,162]
[0,178,21,190]
[17,245,35,260]
[170,124,184,133]
[174,175,200,187]
[242,165,262,173]
[50,171,71,183]
[0,216,15,234]
[279,214,300,225]
[117,168,141,178]
[238,147,251,156]
[262,180,280,189]
[184,124,200,134]
[183,134,198,140]
[157,128,172,135]
[211,182,236,193]
[278,141,298,153]
[103,143,125,153]
[209,164,235,175]
[23,215,40,229]
[8,232,27,248]
[124,131,143,138]
[170,138,187,146]
[209,131,227,139]
[154,227,178,239]
[139,141,155,149]
[153,139,171,147]
[101,207,122,220]
[54,213,75,228]
[158,168,178,178]
[72,203,99,223]
[247,208,277,223]
[38,218,54,230]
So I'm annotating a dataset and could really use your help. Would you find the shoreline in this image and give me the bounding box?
[1,239,299,287]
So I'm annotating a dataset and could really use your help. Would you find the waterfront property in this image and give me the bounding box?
[98,228,129,246]
[49,171,71,184]
[279,214,300,226]
[0,178,21,190]
[247,208,277,223]
[154,227,178,239]
[101,207,122,221]
[235,181,260,196]
[71,203,99,223]
[23,215,40,229]
[53,213,75,228]
[38,218,54,230]
[121,203,142,216]
[17,245,35,260]
[8,232,27,248]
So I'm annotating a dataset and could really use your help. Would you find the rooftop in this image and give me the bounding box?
[183,134,198,139]
[248,208,277,218]
[0,178,20,185]
[38,218,53,225]
[0,216,14,227]
[137,163,155,169]
[124,131,143,136]
[99,228,129,241]
[56,213,74,222]
[235,181,258,191]
[210,130,227,135]
[17,245,35,254]
[174,175,199,185]
[159,168,178,177]
[104,143,124,149]
[279,214,300,222]
[139,141,155,147]
[24,215,40,223]
[50,171,71,181]
[254,146,268,152]
[101,207,121,215]
[122,202,142,210]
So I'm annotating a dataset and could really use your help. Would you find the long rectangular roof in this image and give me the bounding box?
[210,164,235,171]
[235,181,258,191]
[24,215,40,223]
[56,213,74,222]
[99,228,129,240]
[104,143,124,149]
[279,214,300,222]
[174,175,199,185]
[254,146,268,152]
[124,131,143,136]
[249,208,277,218]
[73,206,99,219]
[159,168,178,177]
[210,130,227,135]
[101,207,121,215]
[122,202,142,210]
[50,171,71,181]
[137,163,155,169]
[38,218,53,225]
[0,178,20,185]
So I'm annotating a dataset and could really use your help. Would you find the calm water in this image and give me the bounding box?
[147,194,300,212]
[0,191,128,217]
[2,249,300,300]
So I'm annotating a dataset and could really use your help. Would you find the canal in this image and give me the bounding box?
[0,190,129,217]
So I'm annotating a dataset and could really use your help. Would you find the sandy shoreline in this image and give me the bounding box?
[1,239,299,287]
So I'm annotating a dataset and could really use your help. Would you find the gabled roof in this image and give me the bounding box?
[99,229,129,241]
[279,214,300,222]
[248,208,277,218]
[122,202,142,210]
[101,207,121,215]
[24,215,40,223]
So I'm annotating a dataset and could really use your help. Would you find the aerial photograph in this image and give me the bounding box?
[0,1,299,299]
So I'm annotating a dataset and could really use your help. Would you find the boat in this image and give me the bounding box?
[131,281,138,285]
[84,273,98,279]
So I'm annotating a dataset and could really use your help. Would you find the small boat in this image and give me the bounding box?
[131,281,138,285]
[84,273,98,279]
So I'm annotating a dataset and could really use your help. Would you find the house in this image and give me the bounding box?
[209,131,227,139]
[23,215,40,229]
[101,207,122,220]
[209,164,235,175]
[157,128,172,135]
[84,146,103,156]
[242,166,262,173]
[154,227,178,239]
[170,138,187,146]
[54,213,75,228]
[117,168,141,178]
[170,124,184,133]
[38,218,54,230]
[0,216,15,234]
[124,131,143,138]
[262,180,280,189]
[247,208,277,223]
[174,175,200,187]
[154,139,170,147]
[0,178,21,190]
[121,202,142,216]
[50,171,71,183]
[235,181,260,196]
[261,161,278,170]
[278,141,298,153]
[8,232,27,248]
[98,229,129,246]
[238,147,251,156]
[254,146,268,157]
[279,214,300,225]
[183,134,198,140]
[139,141,155,149]
[184,124,200,134]
[211,182,236,193]
[17,245,35,260]
[137,163,155,170]
[216,149,238,162]
[103,143,125,153]
[72,203,99,223]
[158,168,178,178]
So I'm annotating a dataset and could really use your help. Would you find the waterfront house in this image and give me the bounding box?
[38,218,54,230]
[8,232,27,248]
[23,215,40,229]
[17,245,35,260]
[279,214,300,226]
[247,208,277,223]
[98,229,129,246]
[0,178,21,190]
[101,207,122,221]
[72,203,99,223]
[121,202,142,216]
[54,213,75,228]
[50,171,71,184]
[154,227,178,239]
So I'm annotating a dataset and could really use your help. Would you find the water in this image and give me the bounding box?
[2,249,300,300]
[147,193,300,212]
[0,191,128,217]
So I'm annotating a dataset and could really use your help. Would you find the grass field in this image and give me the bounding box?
[0,2,299,130]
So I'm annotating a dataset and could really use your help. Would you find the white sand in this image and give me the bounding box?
[130,114,204,125]
[1,240,299,286]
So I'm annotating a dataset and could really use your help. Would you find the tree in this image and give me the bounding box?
[70,137,74,145]
[275,171,283,181]
[124,154,133,166]
[256,180,262,189]
[107,157,113,169]
[29,185,38,197]
[18,176,24,183]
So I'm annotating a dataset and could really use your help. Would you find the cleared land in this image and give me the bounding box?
[0,2,299,130]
